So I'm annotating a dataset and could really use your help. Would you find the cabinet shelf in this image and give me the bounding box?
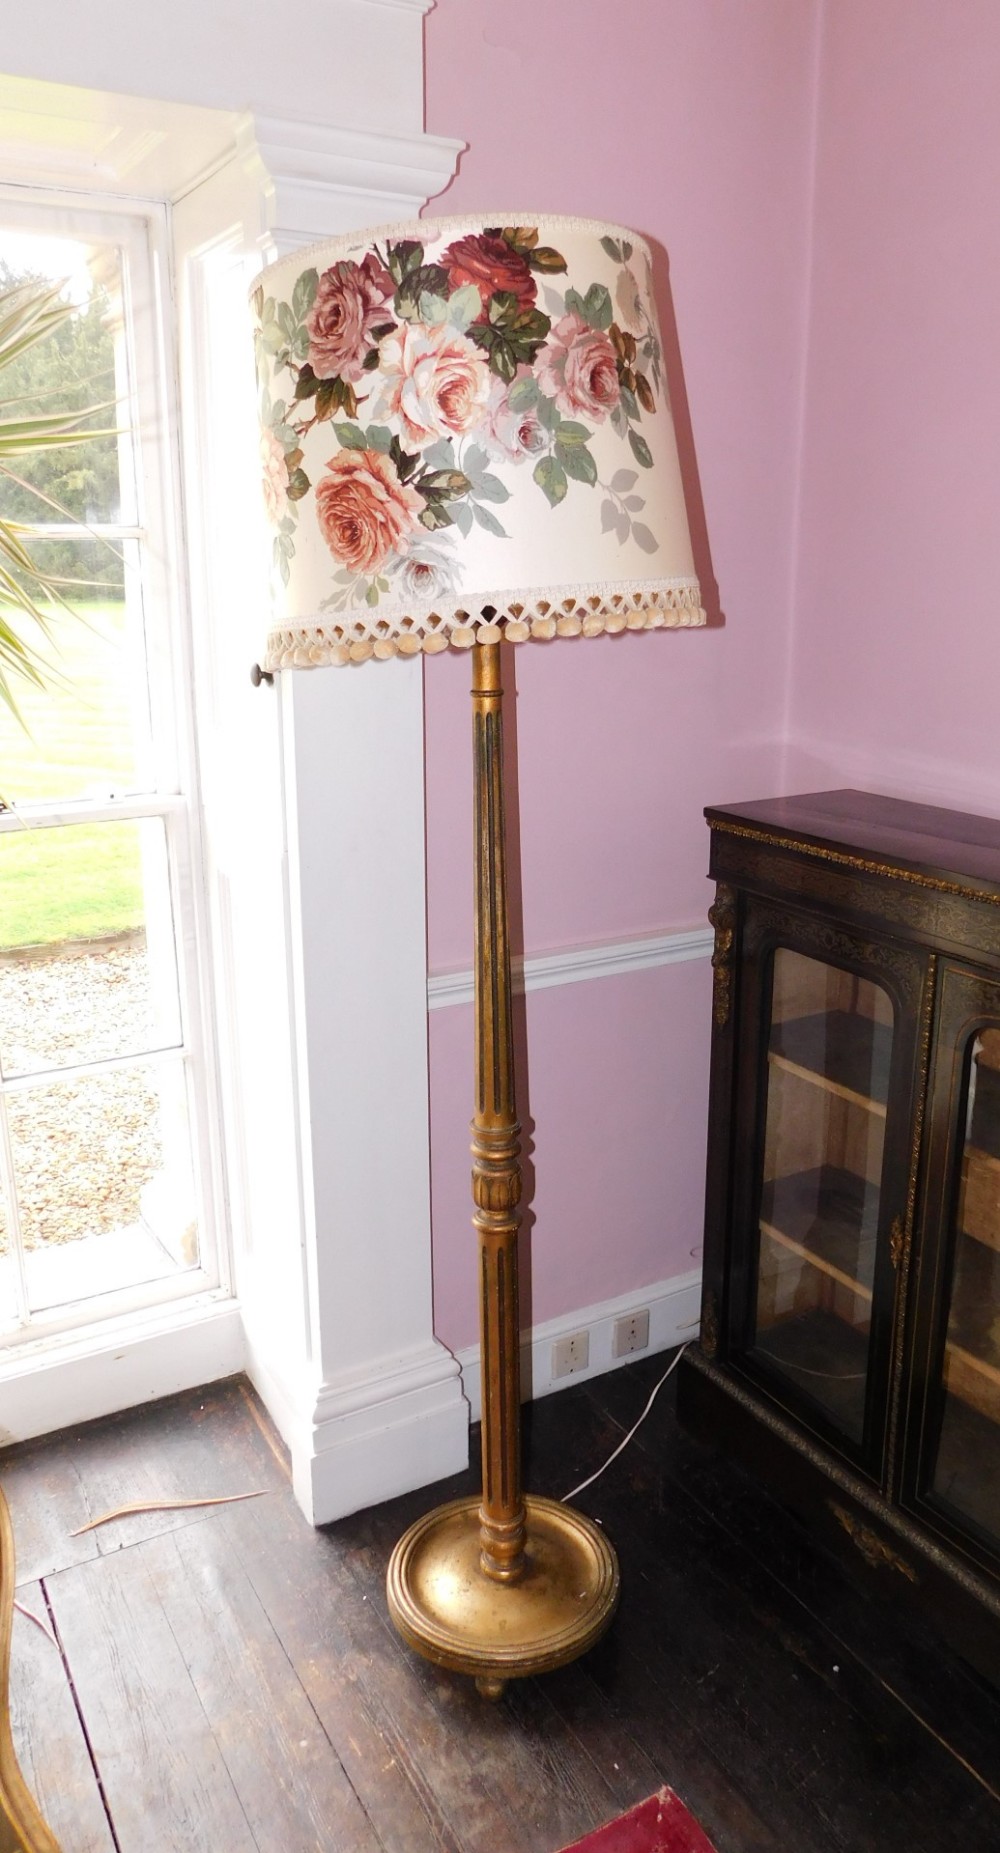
[760,1165,879,1302]
[945,1231,1000,1423]
[768,1011,892,1116]
[752,1307,869,1437]
[960,1146,1000,1253]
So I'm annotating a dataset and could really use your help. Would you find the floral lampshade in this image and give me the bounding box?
[252,214,705,668]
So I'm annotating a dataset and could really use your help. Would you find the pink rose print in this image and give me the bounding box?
[535,311,621,422]
[374,322,492,448]
[306,253,394,383]
[315,449,424,575]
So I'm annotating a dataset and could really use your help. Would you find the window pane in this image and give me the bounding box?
[0,589,155,803]
[0,231,127,530]
[0,817,181,1075]
[0,1160,16,1329]
[9,1059,199,1313]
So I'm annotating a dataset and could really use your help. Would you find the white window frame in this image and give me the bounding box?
[0,181,231,1348]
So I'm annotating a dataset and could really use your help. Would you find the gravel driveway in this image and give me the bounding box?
[0,941,164,1251]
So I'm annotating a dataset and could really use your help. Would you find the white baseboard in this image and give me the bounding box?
[455,1268,703,1425]
[428,926,713,1010]
[246,1335,470,1527]
[0,1295,245,1447]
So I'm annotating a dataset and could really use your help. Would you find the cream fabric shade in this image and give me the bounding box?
[252,213,705,668]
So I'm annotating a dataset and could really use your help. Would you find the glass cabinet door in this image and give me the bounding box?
[908,965,1000,1564]
[734,932,914,1466]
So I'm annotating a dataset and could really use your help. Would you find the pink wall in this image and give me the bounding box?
[787,0,1000,813]
[423,1,820,1346]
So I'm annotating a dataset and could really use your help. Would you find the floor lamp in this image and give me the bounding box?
[252,214,705,1697]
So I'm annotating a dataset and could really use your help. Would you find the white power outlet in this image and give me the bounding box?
[552,1330,590,1379]
[612,1308,650,1359]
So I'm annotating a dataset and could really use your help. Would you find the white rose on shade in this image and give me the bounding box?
[372,321,492,449]
[395,537,461,604]
[261,426,288,522]
[485,373,549,464]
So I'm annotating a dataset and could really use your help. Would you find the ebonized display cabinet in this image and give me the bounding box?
[677,789,1000,1683]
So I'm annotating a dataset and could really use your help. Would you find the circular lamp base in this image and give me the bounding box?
[386,1494,619,1697]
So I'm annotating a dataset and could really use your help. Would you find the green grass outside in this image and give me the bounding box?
[0,600,147,948]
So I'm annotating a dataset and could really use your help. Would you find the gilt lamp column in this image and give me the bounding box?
[252,214,705,1696]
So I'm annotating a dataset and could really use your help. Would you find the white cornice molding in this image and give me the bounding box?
[428,924,713,1011]
[236,114,465,250]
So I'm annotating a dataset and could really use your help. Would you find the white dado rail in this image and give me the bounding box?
[428,925,713,1010]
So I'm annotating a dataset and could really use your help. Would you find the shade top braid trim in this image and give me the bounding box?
[252,213,654,295]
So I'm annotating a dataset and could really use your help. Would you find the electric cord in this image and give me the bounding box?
[561,1343,689,1504]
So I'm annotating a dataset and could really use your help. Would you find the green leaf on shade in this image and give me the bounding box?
[387,240,425,284]
[291,268,318,322]
[418,292,450,325]
[556,442,597,485]
[462,444,489,481]
[628,429,653,469]
[534,392,560,431]
[472,501,508,537]
[525,245,568,274]
[553,420,590,446]
[418,501,454,531]
[394,264,449,319]
[366,425,393,454]
[611,468,638,492]
[507,375,539,413]
[390,435,420,481]
[447,284,482,331]
[533,455,568,507]
[423,438,456,470]
[286,468,311,500]
[565,283,612,331]
[632,522,659,553]
[419,469,472,498]
[450,499,474,537]
[334,421,367,450]
[600,236,623,263]
[474,472,510,503]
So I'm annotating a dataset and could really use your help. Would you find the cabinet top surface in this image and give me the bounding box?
[706,789,1000,892]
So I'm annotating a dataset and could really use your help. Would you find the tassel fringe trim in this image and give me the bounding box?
[266,583,706,669]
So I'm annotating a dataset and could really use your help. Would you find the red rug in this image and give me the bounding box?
[559,1788,717,1853]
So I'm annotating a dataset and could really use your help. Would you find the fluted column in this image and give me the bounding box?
[471,642,527,1582]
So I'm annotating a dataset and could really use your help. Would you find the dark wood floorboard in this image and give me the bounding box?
[2,1379,280,1583]
[2,1362,999,1852]
[8,1582,114,1851]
